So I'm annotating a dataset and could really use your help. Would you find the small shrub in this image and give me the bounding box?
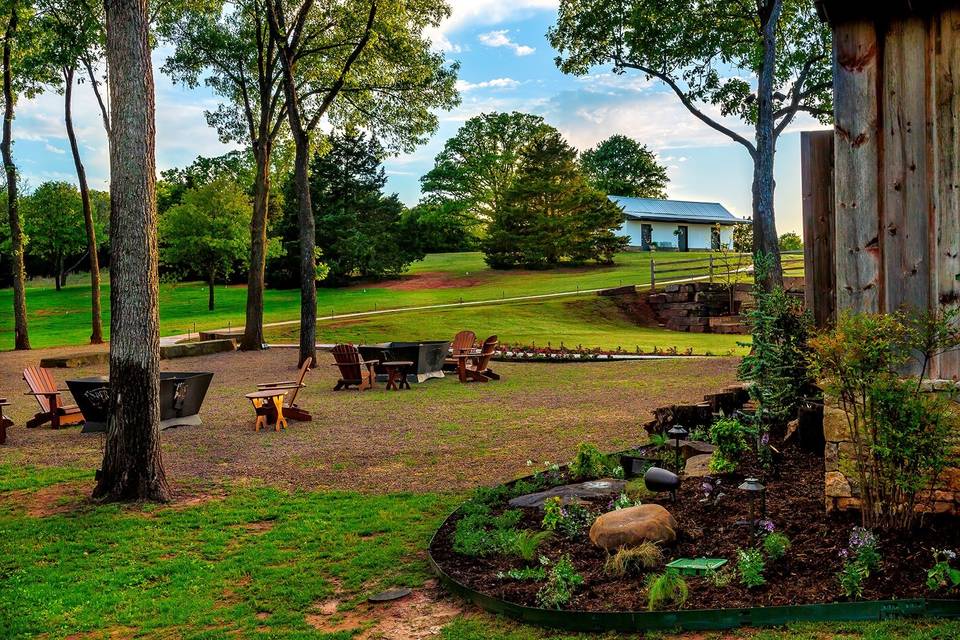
[603,542,662,577]
[836,527,882,599]
[708,450,737,474]
[536,554,584,609]
[645,569,689,611]
[838,558,868,599]
[569,442,620,480]
[508,530,553,562]
[926,549,960,593]
[710,416,751,459]
[763,532,792,561]
[542,497,564,531]
[541,497,592,539]
[737,548,766,588]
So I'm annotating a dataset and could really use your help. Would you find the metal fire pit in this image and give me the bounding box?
[358,341,450,383]
[66,372,214,434]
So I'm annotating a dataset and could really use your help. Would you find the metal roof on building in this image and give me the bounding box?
[607,196,744,225]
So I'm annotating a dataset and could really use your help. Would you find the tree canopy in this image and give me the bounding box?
[21,181,92,289]
[580,134,668,199]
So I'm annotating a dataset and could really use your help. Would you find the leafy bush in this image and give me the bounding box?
[536,554,584,609]
[763,532,792,561]
[926,549,960,593]
[508,530,554,563]
[542,498,593,539]
[603,542,662,577]
[737,548,766,588]
[811,310,960,530]
[737,252,814,425]
[708,417,751,473]
[645,569,689,611]
[570,442,618,479]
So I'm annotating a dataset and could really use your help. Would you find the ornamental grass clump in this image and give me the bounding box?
[645,569,689,611]
[811,309,960,531]
[603,541,662,577]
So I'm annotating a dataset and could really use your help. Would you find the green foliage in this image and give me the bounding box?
[21,181,91,283]
[536,554,584,609]
[778,232,802,251]
[274,131,424,286]
[499,565,548,581]
[645,569,689,611]
[541,497,592,539]
[926,550,960,593]
[507,530,554,563]
[707,417,751,473]
[570,442,607,480]
[402,200,479,253]
[452,508,524,557]
[738,253,814,425]
[763,532,791,561]
[838,559,868,600]
[158,178,251,309]
[737,548,766,588]
[483,129,628,269]
[580,135,668,198]
[812,310,960,530]
[421,111,555,225]
[604,541,662,577]
[837,527,881,599]
[732,222,753,253]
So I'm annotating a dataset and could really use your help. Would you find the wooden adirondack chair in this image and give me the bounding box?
[457,335,501,383]
[23,366,84,429]
[445,330,477,366]
[331,344,379,391]
[0,398,12,444]
[257,356,313,422]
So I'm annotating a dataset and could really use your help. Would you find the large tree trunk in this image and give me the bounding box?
[752,0,785,291]
[56,253,64,291]
[292,131,317,368]
[94,0,169,503]
[239,141,271,350]
[2,3,29,350]
[64,65,104,344]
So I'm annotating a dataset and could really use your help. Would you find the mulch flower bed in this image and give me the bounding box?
[431,442,960,611]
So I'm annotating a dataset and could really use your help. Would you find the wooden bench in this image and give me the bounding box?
[23,366,84,429]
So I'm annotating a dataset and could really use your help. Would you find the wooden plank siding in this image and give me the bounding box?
[833,20,882,314]
[932,8,960,377]
[801,130,837,328]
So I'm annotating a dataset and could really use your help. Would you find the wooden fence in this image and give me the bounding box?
[648,250,805,292]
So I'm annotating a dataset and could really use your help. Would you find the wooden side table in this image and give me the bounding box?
[381,361,413,391]
[245,389,292,432]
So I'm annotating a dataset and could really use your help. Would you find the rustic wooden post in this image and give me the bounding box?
[801,130,836,328]
[709,254,714,283]
[650,258,656,292]
[833,19,882,314]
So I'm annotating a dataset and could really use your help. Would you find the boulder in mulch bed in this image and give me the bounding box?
[508,479,626,509]
[677,440,715,460]
[684,454,713,477]
[589,503,677,550]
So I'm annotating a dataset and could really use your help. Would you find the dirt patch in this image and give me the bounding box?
[306,581,463,639]
[377,271,490,291]
[63,626,137,640]
[4,481,91,517]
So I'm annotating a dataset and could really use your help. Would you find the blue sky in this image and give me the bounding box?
[16,0,824,234]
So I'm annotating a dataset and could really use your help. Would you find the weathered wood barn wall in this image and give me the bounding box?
[812,0,960,379]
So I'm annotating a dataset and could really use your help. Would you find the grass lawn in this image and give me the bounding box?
[0,251,724,350]
[266,296,748,355]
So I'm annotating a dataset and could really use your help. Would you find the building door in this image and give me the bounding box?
[640,224,652,250]
[677,225,689,252]
[711,226,721,251]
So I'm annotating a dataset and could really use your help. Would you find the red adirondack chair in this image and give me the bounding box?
[0,398,12,444]
[457,335,501,383]
[23,366,84,429]
[445,330,477,368]
[331,344,379,391]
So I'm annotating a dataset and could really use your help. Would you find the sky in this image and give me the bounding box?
[15,0,827,235]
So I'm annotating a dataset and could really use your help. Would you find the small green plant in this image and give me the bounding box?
[763,532,792,561]
[536,554,584,609]
[645,569,689,611]
[836,527,881,599]
[541,497,592,539]
[649,432,670,449]
[926,549,960,592]
[610,492,641,511]
[570,442,607,479]
[499,561,549,581]
[838,558,868,599]
[710,416,751,460]
[705,565,735,587]
[508,530,554,562]
[603,541,662,577]
[708,450,737,474]
[737,548,766,588]
[452,508,524,557]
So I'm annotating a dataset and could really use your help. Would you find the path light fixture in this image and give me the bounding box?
[667,424,688,473]
[738,477,766,532]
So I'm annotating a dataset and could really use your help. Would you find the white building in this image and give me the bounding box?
[607,196,744,252]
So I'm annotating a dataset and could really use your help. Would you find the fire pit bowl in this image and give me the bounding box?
[358,341,450,383]
[66,371,214,434]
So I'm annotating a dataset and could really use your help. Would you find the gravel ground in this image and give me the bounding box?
[0,344,737,494]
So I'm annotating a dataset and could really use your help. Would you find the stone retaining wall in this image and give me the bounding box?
[823,388,960,515]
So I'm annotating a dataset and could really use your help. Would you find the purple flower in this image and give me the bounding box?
[838,548,849,559]
[759,519,775,533]
[760,433,770,446]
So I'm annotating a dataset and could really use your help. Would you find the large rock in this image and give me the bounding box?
[684,454,713,477]
[822,406,851,442]
[677,440,716,460]
[589,504,677,550]
[824,471,852,498]
[508,479,626,509]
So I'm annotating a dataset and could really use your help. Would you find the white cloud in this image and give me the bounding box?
[478,30,535,56]
[44,143,66,155]
[440,0,558,34]
[456,77,521,92]
[427,30,462,54]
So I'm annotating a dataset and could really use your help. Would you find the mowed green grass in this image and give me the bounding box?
[3,465,958,639]
[266,296,749,355]
[0,251,719,350]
